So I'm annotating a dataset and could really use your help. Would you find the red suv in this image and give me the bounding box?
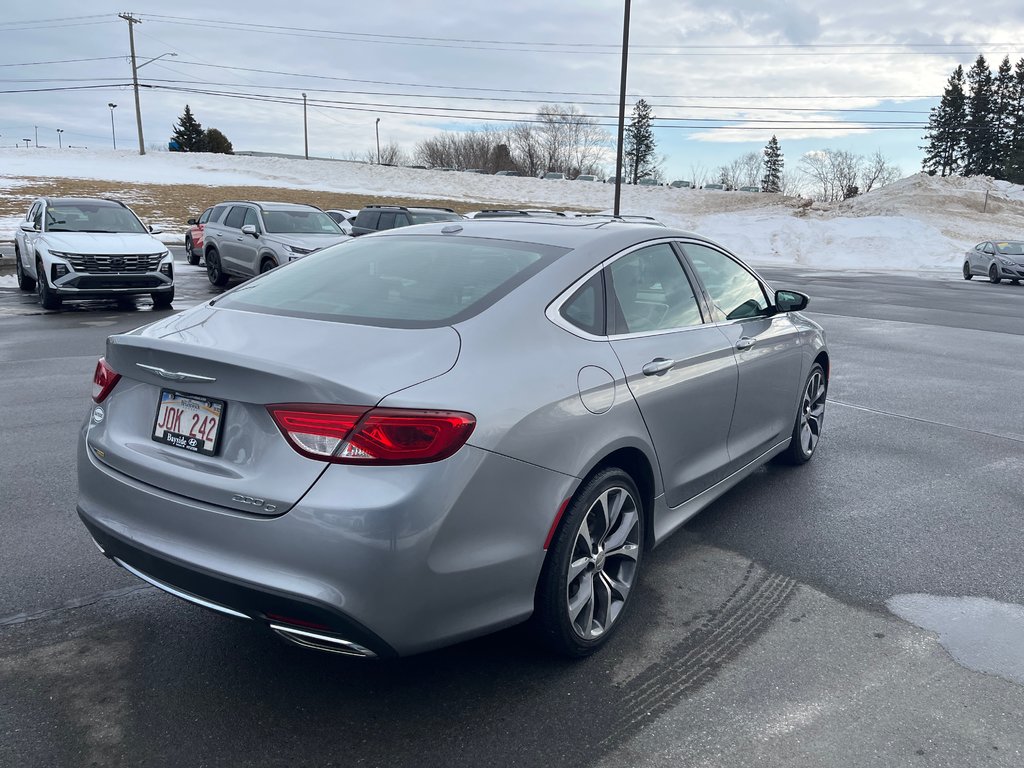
[185,206,220,265]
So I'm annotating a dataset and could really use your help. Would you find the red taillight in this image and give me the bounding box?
[267,404,476,465]
[92,357,121,403]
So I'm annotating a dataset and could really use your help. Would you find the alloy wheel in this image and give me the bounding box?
[799,367,827,456]
[566,486,641,640]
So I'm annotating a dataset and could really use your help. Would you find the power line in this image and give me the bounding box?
[0,84,130,94]
[136,76,932,115]
[0,19,119,33]
[160,58,940,101]
[0,56,126,68]
[0,14,111,25]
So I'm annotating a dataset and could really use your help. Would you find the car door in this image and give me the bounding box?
[21,202,45,277]
[236,207,263,275]
[681,242,804,471]
[218,205,249,274]
[605,242,738,507]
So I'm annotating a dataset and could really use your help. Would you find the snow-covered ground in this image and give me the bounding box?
[3,148,1024,271]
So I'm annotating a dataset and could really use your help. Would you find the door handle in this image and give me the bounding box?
[735,337,757,350]
[642,358,675,376]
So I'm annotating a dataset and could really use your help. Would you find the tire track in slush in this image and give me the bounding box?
[602,566,797,748]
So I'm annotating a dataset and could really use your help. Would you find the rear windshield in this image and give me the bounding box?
[262,209,343,234]
[215,234,568,328]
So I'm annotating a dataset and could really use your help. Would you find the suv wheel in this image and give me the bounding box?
[186,236,200,266]
[15,247,36,291]
[260,257,277,274]
[152,288,174,309]
[206,248,229,287]
[36,260,62,310]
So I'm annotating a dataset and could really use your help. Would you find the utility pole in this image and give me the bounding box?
[612,0,632,217]
[57,129,63,149]
[119,12,146,156]
[34,126,38,148]
[108,103,118,149]
[302,93,308,159]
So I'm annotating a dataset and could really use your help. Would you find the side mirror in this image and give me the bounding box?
[187,218,198,226]
[241,224,258,237]
[19,221,37,232]
[775,289,809,312]
[148,224,163,235]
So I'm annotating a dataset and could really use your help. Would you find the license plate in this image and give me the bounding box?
[152,389,225,456]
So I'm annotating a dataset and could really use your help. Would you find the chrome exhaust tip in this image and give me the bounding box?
[270,624,377,658]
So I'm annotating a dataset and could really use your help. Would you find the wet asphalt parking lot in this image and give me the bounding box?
[1,245,1022,767]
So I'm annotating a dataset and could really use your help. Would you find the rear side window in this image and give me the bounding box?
[607,244,704,333]
[210,205,229,223]
[355,211,380,229]
[216,235,567,328]
[560,273,605,336]
[377,212,397,230]
[224,206,247,229]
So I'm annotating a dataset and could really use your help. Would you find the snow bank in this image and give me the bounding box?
[2,149,1024,272]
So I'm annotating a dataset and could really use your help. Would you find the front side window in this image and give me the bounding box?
[216,235,566,328]
[409,211,461,224]
[242,207,260,231]
[607,244,704,334]
[377,212,398,231]
[683,243,769,322]
[198,208,212,225]
[30,203,42,229]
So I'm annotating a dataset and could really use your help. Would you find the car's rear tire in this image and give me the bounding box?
[35,260,61,310]
[535,468,644,657]
[776,362,827,465]
[15,247,35,291]
[206,248,229,286]
[259,257,277,274]
[989,264,1001,284]
[152,289,174,309]
[962,262,972,280]
[186,236,200,266]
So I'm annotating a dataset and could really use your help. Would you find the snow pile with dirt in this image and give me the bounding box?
[2,148,1024,271]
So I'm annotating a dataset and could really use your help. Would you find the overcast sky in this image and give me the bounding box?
[3,1,1024,180]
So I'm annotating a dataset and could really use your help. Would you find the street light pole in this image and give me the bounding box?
[302,93,308,159]
[375,118,381,164]
[108,103,118,149]
[34,126,38,148]
[612,0,632,217]
[56,129,63,149]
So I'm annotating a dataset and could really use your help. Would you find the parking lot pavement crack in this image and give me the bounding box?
[830,399,1024,444]
[601,569,797,748]
[0,584,156,629]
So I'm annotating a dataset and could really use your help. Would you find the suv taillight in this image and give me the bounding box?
[267,404,476,465]
[92,357,121,403]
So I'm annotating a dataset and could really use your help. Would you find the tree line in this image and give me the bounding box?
[922,55,1024,182]
[170,104,234,154]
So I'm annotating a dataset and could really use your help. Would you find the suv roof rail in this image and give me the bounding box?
[363,204,456,213]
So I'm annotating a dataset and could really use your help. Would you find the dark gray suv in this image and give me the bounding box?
[202,201,350,286]
[350,205,462,236]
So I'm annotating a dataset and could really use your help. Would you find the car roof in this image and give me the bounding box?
[369,216,709,251]
[214,201,321,211]
[42,197,127,208]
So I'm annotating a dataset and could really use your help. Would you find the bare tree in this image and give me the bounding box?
[364,142,408,166]
[688,164,710,188]
[860,149,902,193]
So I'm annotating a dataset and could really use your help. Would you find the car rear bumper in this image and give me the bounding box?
[77,428,574,656]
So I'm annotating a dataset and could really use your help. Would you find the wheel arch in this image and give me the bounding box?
[575,445,658,551]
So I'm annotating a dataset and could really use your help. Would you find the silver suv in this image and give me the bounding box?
[14,197,173,310]
[201,201,350,286]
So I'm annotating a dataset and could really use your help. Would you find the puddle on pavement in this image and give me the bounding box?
[887,593,1024,686]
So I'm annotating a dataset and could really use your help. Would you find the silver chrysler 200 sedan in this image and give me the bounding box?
[77,218,829,659]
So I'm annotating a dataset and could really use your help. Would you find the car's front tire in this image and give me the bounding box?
[963,262,972,280]
[535,468,644,657]
[206,248,229,286]
[35,261,61,310]
[989,264,1001,284]
[776,362,827,465]
[15,247,35,291]
[260,257,277,274]
[152,288,174,309]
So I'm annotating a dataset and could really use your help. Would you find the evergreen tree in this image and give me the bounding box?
[993,56,1016,170]
[761,135,784,192]
[624,99,657,184]
[921,65,967,177]
[964,56,1000,176]
[204,127,233,154]
[1004,58,1024,184]
[171,105,207,152]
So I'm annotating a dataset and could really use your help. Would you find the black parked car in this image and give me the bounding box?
[350,205,463,236]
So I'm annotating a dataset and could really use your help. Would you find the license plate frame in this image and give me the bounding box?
[152,389,226,457]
